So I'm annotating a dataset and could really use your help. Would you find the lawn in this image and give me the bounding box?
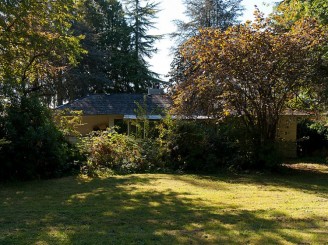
[0,163,327,244]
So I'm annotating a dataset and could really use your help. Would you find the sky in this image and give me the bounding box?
[148,0,278,81]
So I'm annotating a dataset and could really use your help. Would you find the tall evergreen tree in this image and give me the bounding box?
[172,0,244,44]
[169,0,244,92]
[124,0,162,91]
[53,0,161,105]
[56,0,136,105]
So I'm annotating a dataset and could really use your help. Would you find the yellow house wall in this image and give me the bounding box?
[77,115,123,135]
[276,115,299,158]
[74,113,301,158]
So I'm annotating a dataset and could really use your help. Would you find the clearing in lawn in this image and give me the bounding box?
[0,163,327,244]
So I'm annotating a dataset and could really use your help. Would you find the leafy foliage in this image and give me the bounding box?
[297,119,328,157]
[170,11,328,167]
[53,109,83,137]
[158,119,236,171]
[0,0,164,180]
[79,128,162,175]
[273,0,328,108]
[274,0,328,26]
[0,97,79,180]
[78,118,251,175]
[0,1,84,180]
[0,0,84,98]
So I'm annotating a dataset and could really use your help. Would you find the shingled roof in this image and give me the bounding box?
[56,93,172,116]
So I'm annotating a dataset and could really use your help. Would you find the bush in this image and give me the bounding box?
[297,119,328,157]
[0,97,80,181]
[156,117,285,171]
[78,117,284,176]
[79,129,163,175]
[255,141,283,170]
[156,117,244,171]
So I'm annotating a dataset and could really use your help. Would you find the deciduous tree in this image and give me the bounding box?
[171,11,328,166]
[0,0,84,99]
[272,0,328,109]
[274,0,328,26]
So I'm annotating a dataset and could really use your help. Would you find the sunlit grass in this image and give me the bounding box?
[0,163,327,244]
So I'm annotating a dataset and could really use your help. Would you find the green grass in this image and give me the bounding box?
[0,163,327,244]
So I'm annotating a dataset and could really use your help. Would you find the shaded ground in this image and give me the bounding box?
[0,163,327,244]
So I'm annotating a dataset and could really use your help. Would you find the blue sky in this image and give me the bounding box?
[148,0,278,81]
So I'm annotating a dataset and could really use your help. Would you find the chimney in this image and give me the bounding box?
[148,82,164,95]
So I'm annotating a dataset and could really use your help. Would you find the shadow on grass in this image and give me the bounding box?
[194,164,328,199]
[0,172,327,244]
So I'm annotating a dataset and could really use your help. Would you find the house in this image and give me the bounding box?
[276,110,310,158]
[57,89,306,158]
[56,89,171,136]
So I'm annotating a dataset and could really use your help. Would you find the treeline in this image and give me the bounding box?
[0,0,161,107]
[0,0,161,180]
[1,0,328,180]
[60,0,162,105]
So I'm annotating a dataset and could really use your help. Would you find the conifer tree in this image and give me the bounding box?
[54,0,162,104]
[172,0,244,44]
[124,0,162,91]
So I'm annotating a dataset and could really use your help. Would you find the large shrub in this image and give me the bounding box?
[0,97,79,181]
[297,119,328,157]
[79,129,163,175]
[79,117,283,176]
[157,117,247,171]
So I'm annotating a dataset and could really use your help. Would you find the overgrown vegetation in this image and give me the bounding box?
[1,0,328,180]
[169,10,328,168]
[78,129,162,175]
[0,0,162,181]
[157,118,246,171]
[297,119,328,158]
[78,116,283,176]
[0,97,80,181]
[3,107,328,180]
